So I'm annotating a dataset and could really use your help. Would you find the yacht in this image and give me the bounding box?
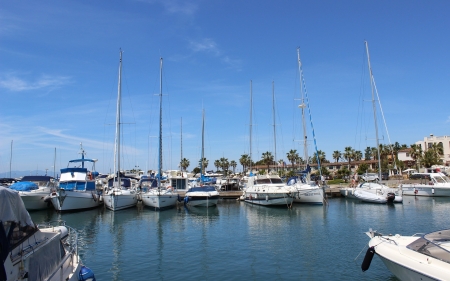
[50,144,102,212]
[244,174,294,206]
[363,228,450,280]
[9,175,57,210]
[0,186,95,281]
[401,172,450,196]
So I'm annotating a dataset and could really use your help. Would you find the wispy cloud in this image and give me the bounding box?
[0,73,72,92]
[446,116,450,123]
[189,38,242,70]
[136,0,198,16]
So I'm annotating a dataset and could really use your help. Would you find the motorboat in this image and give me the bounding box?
[353,189,396,204]
[9,175,57,210]
[183,109,220,208]
[341,182,402,203]
[243,174,294,206]
[363,228,450,280]
[50,144,102,212]
[401,172,450,196]
[184,185,220,207]
[0,186,95,281]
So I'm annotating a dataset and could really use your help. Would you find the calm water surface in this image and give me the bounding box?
[30,196,450,280]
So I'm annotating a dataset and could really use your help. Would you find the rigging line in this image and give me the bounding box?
[298,48,322,176]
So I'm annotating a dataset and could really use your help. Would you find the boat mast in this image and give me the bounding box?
[365,41,382,181]
[249,80,253,175]
[201,109,205,183]
[54,147,56,178]
[9,140,13,178]
[272,81,277,172]
[114,49,123,187]
[297,48,309,180]
[180,117,183,171]
[158,58,163,189]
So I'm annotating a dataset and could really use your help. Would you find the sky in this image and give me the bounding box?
[1,0,449,176]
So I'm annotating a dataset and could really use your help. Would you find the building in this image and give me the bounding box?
[415,134,450,165]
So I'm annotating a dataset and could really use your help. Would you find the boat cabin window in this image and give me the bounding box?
[255,178,271,184]
[271,178,284,184]
[435,175,450,183]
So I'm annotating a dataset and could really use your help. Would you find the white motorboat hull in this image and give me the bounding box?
[402,185,450,197]
[185,196,219,207]
[50,190,101,212]
[141,193,178,210]
[341,186,402,203]
[104,191,138,211]
[293,187,323,204]
[244,192,294,206]
[366,230,450,280]
[19,189,53,210]
[354,189,387,203]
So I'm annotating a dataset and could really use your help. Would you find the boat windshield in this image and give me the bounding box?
[434,175,450,184]
[406,229,450,264]
[255,178,283,184]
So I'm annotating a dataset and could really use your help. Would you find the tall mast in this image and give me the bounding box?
[180,117,183,171]
[201,109,205,178]
[158,58,163,188]
[53,147,56,178]
[114,49,123,186]
[249,80,253,174]
[272,81,277,171]
[297,48,308,170]
[365,41,382,181]
[9,140,13,178]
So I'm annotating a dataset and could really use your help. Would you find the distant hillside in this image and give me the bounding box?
[0,170,59,179]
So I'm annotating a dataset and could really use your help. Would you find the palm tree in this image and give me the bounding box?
[410,144,423,170]
[219,157,229,176]
[230,160,237,174]
[214,159,220,172]
[286,149,298,170]
[354,150,363,161]
[332,150,341,162]
[180,158,190,172]
[343,146,355,169]
[240,154,250,173]
[315,150,326,165]
[364,147,372,161]
[200,157,208,174]
[261,151,274,174]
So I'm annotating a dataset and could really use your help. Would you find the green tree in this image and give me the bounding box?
[287,149,298,170]
[214,159,220,172]
[230,160,237,174]
[240,154,250,173]
[219,157,230,176]
[180,158,190,172]
[332,150,342,162]
[261,151,274,174]
[410,144,423,170]
[364,147,372,160]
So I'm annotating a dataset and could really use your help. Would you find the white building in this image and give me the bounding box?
[415,134,450,165]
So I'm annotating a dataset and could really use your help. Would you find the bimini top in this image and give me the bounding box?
[68,158,96,163]
[0,186,34,226]
[407,229,450,264]
[21,175,54,182]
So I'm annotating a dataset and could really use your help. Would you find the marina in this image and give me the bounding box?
[22,195,450,280]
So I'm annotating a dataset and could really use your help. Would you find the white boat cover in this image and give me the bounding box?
[0,186,34,226]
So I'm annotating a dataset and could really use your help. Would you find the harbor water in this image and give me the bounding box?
[30,197,450,280]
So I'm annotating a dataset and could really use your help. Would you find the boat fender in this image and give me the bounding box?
[432,188,434,194]
[361,246,375,272]
[78,265,96,281]
[266,195,269,201]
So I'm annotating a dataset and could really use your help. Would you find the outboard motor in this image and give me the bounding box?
[386,192,395,203]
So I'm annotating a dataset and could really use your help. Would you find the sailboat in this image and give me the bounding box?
[243,81,294,207]
[340,41,402,203]
[141,58,178,210]
[286,48,324,205]
[184,109,220,207]
[49,143,102,212]
[104,49,139,211]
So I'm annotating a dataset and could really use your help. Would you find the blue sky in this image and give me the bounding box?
[1,0,449,176]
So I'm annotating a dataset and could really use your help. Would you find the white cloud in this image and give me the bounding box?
[135,0,198,16]
[0,74,72,92]
[189,38,220,55]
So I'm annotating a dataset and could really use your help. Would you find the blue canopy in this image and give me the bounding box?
[68,158,96,163]
[21,176,53,182]
[10,181,38,191]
